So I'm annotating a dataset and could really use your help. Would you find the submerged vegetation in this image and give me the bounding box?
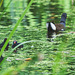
[0,0,75,75]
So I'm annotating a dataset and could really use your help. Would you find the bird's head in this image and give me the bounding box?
[13,41,17,44]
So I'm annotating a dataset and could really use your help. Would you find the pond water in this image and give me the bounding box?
[0,0,75,74]
[0,0,75,42]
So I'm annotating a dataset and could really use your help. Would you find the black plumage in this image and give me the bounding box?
[0,48,4,63]
[12,41,23,52]
[0,38,9,50]
[0,56,4,63]
[46,13,67,38]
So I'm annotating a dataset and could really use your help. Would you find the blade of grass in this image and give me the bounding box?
[0,0,13,19]
[0,0,3,7]
[0,0,34,57]
[1,54,38,75]
[0,40,50,65]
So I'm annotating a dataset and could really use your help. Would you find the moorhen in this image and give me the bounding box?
[0,56,4,63]
[46,13,67,38]
[0,38,9,50]
[12,41,23,52]
[0,48,4,63]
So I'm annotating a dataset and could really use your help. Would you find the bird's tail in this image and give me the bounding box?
[60,13,67,26]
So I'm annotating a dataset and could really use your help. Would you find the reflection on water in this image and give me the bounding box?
[0,0,75,74]
[0,0,74,40]
[0,0,74,37]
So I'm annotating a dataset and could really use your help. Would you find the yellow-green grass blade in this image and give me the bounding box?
[0,0,34,57]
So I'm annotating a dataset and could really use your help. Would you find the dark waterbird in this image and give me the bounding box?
[12,41,23,52]
[0,48,4,63]
[0,56,4,63]
[46,13,67,39]
[0,38,9,50]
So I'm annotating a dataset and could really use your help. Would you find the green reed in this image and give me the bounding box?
[0,0,13,19]
[0,0,34,59]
